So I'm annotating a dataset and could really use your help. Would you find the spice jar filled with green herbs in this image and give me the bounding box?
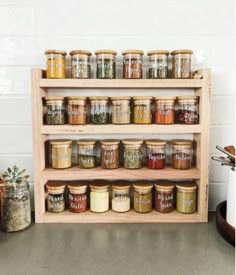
[90,97,109,124]
[100,140,120,169]
[77,140,97,169]
[176,182,197,214]
[95,50,117,79]
[70,50,91,79]
[45,97,65,125]
[122,139,143,169]
[46,181,66,213]
[147,50,169,79]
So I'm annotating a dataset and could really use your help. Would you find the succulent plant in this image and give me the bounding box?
[1,165,30,186]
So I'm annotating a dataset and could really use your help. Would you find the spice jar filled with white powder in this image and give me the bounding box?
[111,182,131,213]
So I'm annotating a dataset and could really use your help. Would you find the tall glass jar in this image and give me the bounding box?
[145,140,167,169]
[77,140,97,169]
[68,182,88,213]
[90,97,109,124]
[171,49,193,79]
[46,181,66,213]
[90,182,110,213]
[45,49,66,79]
[147,50,169,79]
[111,182,131,213]
[70,50,91,79]
[176,182,197,214]
[45,97,65,125]
[155,181,175,213]
[154,97,176,124]
[95,50,117,79]
[171,140,193,170]
[133,96,153,124]
[133,183,153,213]
[50,140,72,169]
[122,139,143,169]
[176,96,199,124]
[122,49,144,79]
[100,140,120,169]
[111,97,131,124]
[67,96,87,125]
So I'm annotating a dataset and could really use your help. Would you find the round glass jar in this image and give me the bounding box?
[68,182,88,213]
[111,96,131,124]
[145,140,167,169]
[45,49,66,79]
[147,50,169,79]
[154,97,176,124]
[90,182,110,213]
[111,182,131,213]
[154,181,175,213]
[89,96,109,124]
[176,182,197,214]
[133,96,153,124]
[46,181,66,213]
[171,140,193,170]
[50,140,72,169]
[176,96,199,124]
[45,96,65,125]
[133,183,153,213]
[122,139,143,169]
[95,49,117,79]
[70,50,91,79]
[122,49,144,79]
[171,49,193,79]
[77,140,97,169]
[100,140,120,169]
[67,96,87,125]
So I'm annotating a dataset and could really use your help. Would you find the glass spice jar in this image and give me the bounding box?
[100,140,120,169]
[147,50,169,79]
[45,49,66,79]
[111,182,131,213]
[133,96,153,124]
[45,97,65,125]
[50,140,72,169]
[176,96,199,124]
[133,183,153,213]
[111,96,131,124]
[90,182,110,213]
[154,181,175,213]
[122,139,143,169]
[145,140,167,169]
[67,96,87,125]
[122,49,144,79]
[46,181,66,213]
[90,96,109,124]
[171,140,193,170]
[176,182,197,214]
[77,140,97,169]
[171,49,193,79]
[154,97,176,124]
[70,50,91,79]
[95,50,117,79]
[68,182,88,213]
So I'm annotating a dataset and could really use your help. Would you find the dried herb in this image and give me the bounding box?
[124,149,143,169]
[91,112,109,124]
[97,59,116,79]
[78,155,96,169]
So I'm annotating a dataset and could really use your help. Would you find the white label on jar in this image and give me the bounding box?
[48,194,64,201]
[124,152,142,160]
[148,154,165,161]
[135,198,151,205]
[90,192,109,212]
[112,196,130,212]
[48,110,63,115]
[158,194,173,200]
[68,110,87,115]
[176,154,191,161]
[51,154,71,160]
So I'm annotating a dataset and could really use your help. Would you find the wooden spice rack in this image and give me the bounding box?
[31,68,211,223]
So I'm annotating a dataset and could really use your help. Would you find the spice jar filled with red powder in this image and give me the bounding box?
[145,140,166,169]
[68,182,88,213]
[122,49,144,79]
[176,96,199,124]
[154,181,175,213]
[154,97,176,124]
[171,140,193,170]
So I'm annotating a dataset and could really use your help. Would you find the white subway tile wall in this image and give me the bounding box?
[0,0,235,210]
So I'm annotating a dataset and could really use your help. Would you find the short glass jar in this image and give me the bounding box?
[111,96,131,124]
[70,50,91,79]
[67,96,87,125]
[77,140,97,169]
[50,140,72,169]
[111,182,131,213]
[145,140,167,169]
[122,139,143,169]
[100,140,120,169]
[45,96,65,125]
[90,182,110,213]
[45,49,66,79]
[171,49,193,79]
[68,182,88,213]
[176,182,197,214]
[154,97,176,124]
[90,96,109,124]
[147,50,169,79]
[133,183,153,213]
[176,96,199,124]
[122,49,144,79]
[133,96,153,124]
[171,140,193,170]
[155,181,175,213]
[46,181,66,213]
[95,50,117,79]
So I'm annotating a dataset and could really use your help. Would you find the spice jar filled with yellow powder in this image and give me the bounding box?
[100,140,120,169]
[77,140,97,169]
[176,182,197,214]
[46,181,66,213]
[111,97,131,124]
[133,96,153,124]
[171,140,193,170]
[90,182,110,213]
[45,49,66,79]
[111,182,131,213]
[171,49,193,79]
[50,140,72,169]
[133,183,153,213]
[70,50,91,79]
[67,96,87,125]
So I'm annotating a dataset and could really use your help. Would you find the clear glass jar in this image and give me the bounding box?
[95,50,117,79]
[45,49,66,79]
[176,96,199,124]
[90,97,109,124]
[122,139,143,169]
[45,96,65,125]
[50,140,72,169]
[111,182,131,213]
[133,183,153,213]
[171,140,193,170]
[68,183,88,213]
[154,97,176,124]
[77,140,97,169]
[46,181,66,213]
[176,182,197,214]
[145,140,166,169]
[171,49,193,79]
[90,182,110,213]
[100,140,120,169]
[147,50,169,79]
[70,50,91,79]
[133,96,153,124]
[67,96,87,125]
[155,182,175,213]
[111,97,131,124]
[122,50,144,79]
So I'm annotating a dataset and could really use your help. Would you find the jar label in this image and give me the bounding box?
[175,154,191,161]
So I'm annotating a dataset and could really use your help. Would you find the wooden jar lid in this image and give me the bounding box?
[171,139,193,146]
[177,96,198,101]
[100,139,120,146]
[89,182,110,190]
[145,139,167,146]
[112,181,131,190]
[45,96,64,101]
[46,181,66,194]
[68,182,87,194]
[122,49,144,55]
[95,49,117,55]
[133,96,153,100]
[133,183,153,191]
[155,181,175,191]
[69,50,92,56]
[110,96,131,101]
[147,50,169,55]
[89,96,109,101]
[154,96,176,101]
[176,182,197,191]
[171,49,193,55]
[77,140,96,146]
[67,96,87,100]
[45,49,67,55]
[122,139,143,145]
[49,139,72,146]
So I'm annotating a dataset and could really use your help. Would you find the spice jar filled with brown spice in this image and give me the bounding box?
[133,96,153,124]
[111,97,131,124]
[147,50,169,79]
[176,96,199,124]
[145,140,167,169]
[154,97,176,124]
[50,140,72,169]
[122,139,143,169]
[77,140,97,169]
[171,140,193,170]
[67,96,87,125]
[154,181,175,213]
[45,49,66,79]
[133,183,153,213]
[122,50,144,79]
[171,49,193,79]
[100,140,120,169]
[70,50,91,79]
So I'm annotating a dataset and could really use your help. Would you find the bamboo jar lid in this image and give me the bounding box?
[45,49,67,55]
[155,96,176,101]
[70,50,92,56]
[171,139,193,146]
[176,182,197,191]
[133,183,153,191]
[100,139,120,146]
[122,49,144,55]
[133,96,153,100]
[145,139,167,146]
[112,181,131,190]
[171,49,193,55]
[89,182,110,191]
[122,139,143,145]
[95,49,117,55]
[89,96,109,101]
[77,140,96,146]
[111,96,131,101]
[49,139,72,146]
[46,181,66,194]
[147,50,169,56]
[155,181,175,191]
[68,182,88,194]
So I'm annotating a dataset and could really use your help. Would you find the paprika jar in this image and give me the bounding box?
[111,182,131,213]
[176,182,197,214]
[95,49,117,79]
[90,96,109,124]
[133,96,153,124]
[50,140,72,169]
[145,140,166,169]
[133,183,153,213]
[46,181,66,213]
[45,49,66,79]
[111,96,131,124]
[147,50,169,79]
[154,97,176,124]
[67,96,87,125]
[155,181,175,213]
[100,140,120,169]
[90,182,110,213]
[45,97,65,125]
[122,49,144,79]
[176,96,199,124]
[122,139,143,169]
[70,50,91,79]
[171,140,193,170]
[68,182,88,213]
[171,49,193,79]
[77,140,97,169]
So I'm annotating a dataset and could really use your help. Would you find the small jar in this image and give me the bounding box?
[171,49,193,79]
[45,49,66,79]
[176,96,199,124]
[122,49,144,79]
[70,50,91,79]
[90,182,110,213]
[111,182,131,213]
[122,139,143,169]
[50,140,72,169]
[171,140,193,170]
[68,182,88,213]
[147,50,169,79]
[133,183,153,213]
[67,96,87,125]
[133,96,153,124]
[95,50,117,79]
[46,181,66,213]
[111,97,131,124]
[77,140,97,169]
[176,182,197,214]
[90,97,109,124]
[45,97,65,125]
[100,140,120,169]
[154,97,176,124]
[155,181,175,213]
[145,140,167,169]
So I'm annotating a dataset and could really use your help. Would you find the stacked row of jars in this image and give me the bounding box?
[45,49,193,79]
[46,181,197,214]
